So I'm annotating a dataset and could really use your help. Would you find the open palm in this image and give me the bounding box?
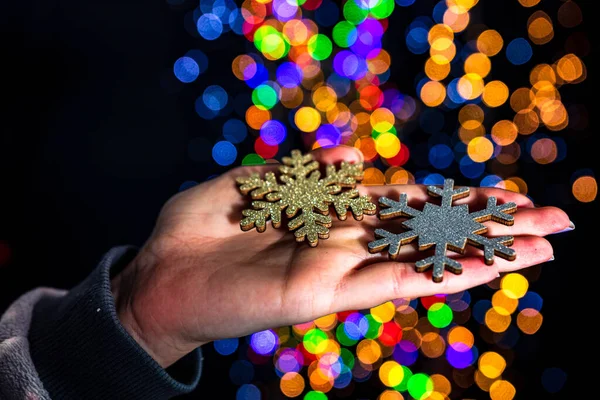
[111,146,569,367]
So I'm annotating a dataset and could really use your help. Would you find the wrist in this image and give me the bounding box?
[110,250,200,368]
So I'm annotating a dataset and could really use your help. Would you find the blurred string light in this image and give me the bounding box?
[164,0,593,397]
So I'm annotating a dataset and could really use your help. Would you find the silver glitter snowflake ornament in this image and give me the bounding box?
[368,179,517,282]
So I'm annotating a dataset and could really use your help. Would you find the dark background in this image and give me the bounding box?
[1,0,594,398]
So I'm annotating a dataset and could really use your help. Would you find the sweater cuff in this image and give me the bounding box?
[28,246,202,400]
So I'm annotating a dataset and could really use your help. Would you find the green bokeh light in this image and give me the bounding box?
[394,365,413,392]
[303,328,328,354]
[370,0,395,19]
[427,303,453,328]
[252,84,278,110]
[332,21,358,48]
[336,323,358,347]
[407,373,434,400]
[307,34,333,61]
[242,153,266,166]
[364,314,383,339]
[339,348,356,370]
[343,0,368,25]
[304,391,327,400]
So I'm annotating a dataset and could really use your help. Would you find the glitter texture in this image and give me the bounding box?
[368,179,517,282]
[237,149,376,246]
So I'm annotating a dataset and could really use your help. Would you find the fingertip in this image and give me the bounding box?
[311,145,364,165]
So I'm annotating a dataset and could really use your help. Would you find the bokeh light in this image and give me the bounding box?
[174,0,588,397]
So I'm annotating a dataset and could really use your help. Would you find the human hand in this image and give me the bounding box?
[110,145,570,368]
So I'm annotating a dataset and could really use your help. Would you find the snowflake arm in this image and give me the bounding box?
[289,209,332,247]
[333,189,377,221]
[279,149,319,178]
[237,172,280,199]
[240,201,284,232]
[378,194,421,220]
[469,197,517,226]
[427,179,469,208]
[368,228,418,259]
[415,243,463,282]
[467,233,516,264]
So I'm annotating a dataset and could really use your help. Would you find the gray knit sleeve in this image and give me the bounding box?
[0,287,66,400]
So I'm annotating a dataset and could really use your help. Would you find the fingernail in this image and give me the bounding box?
[548,255,555,262]
[550,221,575,235]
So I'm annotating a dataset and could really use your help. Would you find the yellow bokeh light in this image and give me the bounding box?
[314,313,338,331]
[500,273,529,299]
[421,332,446,358]
[371,301,396,323]
[378,390,405,400]
[497,179,520,193]
[528,11,554,45]
[421,81,447,107]
[379,361,405,387]
[312,85,338,112]
[477,30,503,56]
[492,290,519,316]
[246,105,272,130]
[459,104,484,130]
[475,369,497,392]
[572,176,598,203]
[430,38,457,65]
[467,136,494,163]
[428,24,454,45]
[513,109,539,135]
[362,167,386,185]
[464,53,491,78]
[444,5,470,32]
[517,308,544,334]
[430,374,452,396]
[375,132,401,158]
[282,19,309,46]
[491,120,518,146]
[518,0,541,7]
[448,326,474,348]
[556,54,584,82]
[510,88,535,112]
[490,380,517,400]
[479,351,506,379]
[530,64,556,86]
[389,168,415,184]
[425,57,451,81]
[457,73,484,100]
[371,108,395,133]
[484,308,511,333]
[459,125,485,145]
[280,372,305,398]
[356,339,382,365]
[294,107,321,132]
[367,49,392,75]
[483,81,509,108]
[508,177,528,194]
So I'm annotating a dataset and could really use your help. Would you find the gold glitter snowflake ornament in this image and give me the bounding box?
[237,149,377,246]
[368,179,518,282]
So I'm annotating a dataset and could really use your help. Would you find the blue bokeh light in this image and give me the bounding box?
[197,13,224,40]
[223,118,248,144]
[506,38,533,65]
[212,141,237,166]
[173,57,200,83]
